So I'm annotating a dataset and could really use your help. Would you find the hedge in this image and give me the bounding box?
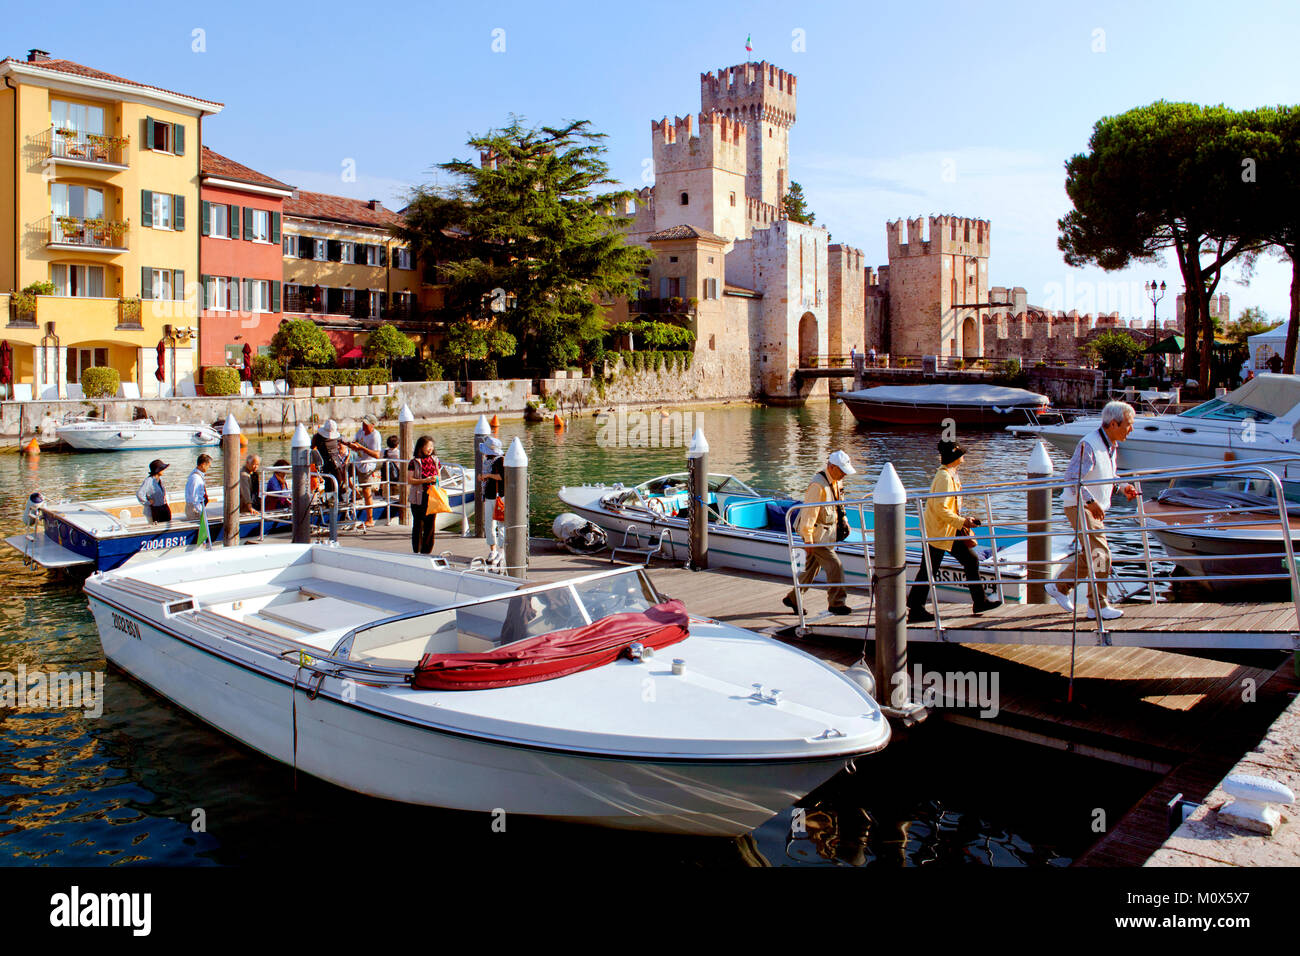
[81,366,120,399]
[203,366,241,396]
[286,367,390,388]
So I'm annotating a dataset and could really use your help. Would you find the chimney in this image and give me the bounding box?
[27,49,51,63]
[368,200,380,210]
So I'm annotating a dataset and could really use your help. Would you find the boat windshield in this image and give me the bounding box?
[344,569,663,665]
[1180,398,1275,424]
[637,473,760,497]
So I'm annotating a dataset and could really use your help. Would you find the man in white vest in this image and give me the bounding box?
[1050,401,1138,619]
[783,450,856,616]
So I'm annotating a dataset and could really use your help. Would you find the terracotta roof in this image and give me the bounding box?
[1,56,222,108]
[201,147,293,192]
[646,224,727,243]
[284,190,404,229]
[724,282,761,297]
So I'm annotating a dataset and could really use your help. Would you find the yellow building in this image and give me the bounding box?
[0,49,222,398]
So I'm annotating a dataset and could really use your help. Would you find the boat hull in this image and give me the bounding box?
[842,397,1044,428]
[86,593,870,836]
[57,423,221,451]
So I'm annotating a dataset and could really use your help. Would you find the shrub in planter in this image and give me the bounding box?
[81,366,120,399]
[203,366,241,396]
[252,355,283,381]
[441,392,456,407]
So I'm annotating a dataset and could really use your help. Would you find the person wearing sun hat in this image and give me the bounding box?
[136,458,172,524]
[479,436,506,561]
[782,449,856,616]
[906,439,1001,623]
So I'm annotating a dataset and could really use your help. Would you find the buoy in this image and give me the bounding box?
[22,438,40,456]
[490,414,500,434]
[553,413,565,429]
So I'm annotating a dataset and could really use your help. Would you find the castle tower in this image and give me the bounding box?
[650,111,748,241]
[883,215,991,359]
[700,62,796,212]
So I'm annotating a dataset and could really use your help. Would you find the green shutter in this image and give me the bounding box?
[271,280,281,313]
[201,201,211,236]
[173,195,185,230]
[229,205,240,239]
[379,246,387,267]
[145,117,155,150]
[141,190,153,228]
[141,267,152,299]
[173,123,184,155]
[271,211,280,243]
[173,270,184,300]
[244,206,253,240]
[200,274,210,309]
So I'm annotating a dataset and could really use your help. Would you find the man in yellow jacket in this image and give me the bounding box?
[906,440,1001,623]
[783,450,856,616]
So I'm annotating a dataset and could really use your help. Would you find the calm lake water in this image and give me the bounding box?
[0,401,1156,866]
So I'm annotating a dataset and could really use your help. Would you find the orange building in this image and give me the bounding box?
[198,148,293,373]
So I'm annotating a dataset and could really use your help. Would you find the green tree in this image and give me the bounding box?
[270,318,336,368]
[1224,306,1278,344]
[782,182,815,225]
[1085,330,1146,373]
[364,323,416,370]
[441,321,518,382]
[1058,102,1270,389]
[396,117,651,374]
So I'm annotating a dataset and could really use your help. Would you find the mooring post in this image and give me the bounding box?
[474,414,490,538]
[1027,441,1053,604]
[874,463,922,720]
[504,436,528,577]
[222,414,240,547]
[398,404,413,527]
[687,427,709,570]
[291,423,310,544]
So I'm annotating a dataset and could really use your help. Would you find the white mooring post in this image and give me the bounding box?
[504,437,529,576]
[398,405,414,527]
[222,415,241,548]
[474,414,491,538]
[291,423,311,544]
[687,427,709,570]
[1027,441,1053,604]
[873,463,924,720]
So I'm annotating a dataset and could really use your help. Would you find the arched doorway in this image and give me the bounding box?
[961,316,979,360]
[798,312,817,367]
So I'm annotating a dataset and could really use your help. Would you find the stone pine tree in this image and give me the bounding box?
[782,182,815,225]
[1058,102,1269,390]
[396,117,651,374]
[1243,106,1300,372]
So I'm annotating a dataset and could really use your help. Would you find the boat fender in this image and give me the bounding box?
[23,492,45,526]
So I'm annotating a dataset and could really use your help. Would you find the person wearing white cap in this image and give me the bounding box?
[346,415,384,527]
[311,419,350,510]
[783,450,856,616]
[480,437,505,560]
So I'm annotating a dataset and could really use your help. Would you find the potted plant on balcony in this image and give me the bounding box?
[56,215,84,242]
[118,296,142,328]
[11,281,53,325]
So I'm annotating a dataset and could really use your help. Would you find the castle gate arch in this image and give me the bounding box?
[961,316,979,360]
[798,312,817,367]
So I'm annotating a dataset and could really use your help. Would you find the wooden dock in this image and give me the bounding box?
[341,521,1298,864]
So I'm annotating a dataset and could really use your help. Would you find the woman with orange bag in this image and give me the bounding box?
[407,436,442,554]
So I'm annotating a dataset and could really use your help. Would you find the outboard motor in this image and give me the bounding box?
[552,512,608,555]
[23,492,45,527]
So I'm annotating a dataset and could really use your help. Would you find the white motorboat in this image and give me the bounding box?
[57,414,220,451]
[1008,374,1300,474]
[559,472,1071,605]
[83,545,890,835]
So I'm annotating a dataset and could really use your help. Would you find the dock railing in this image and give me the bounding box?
[781,455,1300,646]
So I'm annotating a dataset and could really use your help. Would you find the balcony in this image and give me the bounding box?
[42,127,129,170]
[49,216,130,253]
[628,296,697,318]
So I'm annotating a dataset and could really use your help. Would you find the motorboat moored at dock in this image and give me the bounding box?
[840,384,1051,428]
[56,414,221,451]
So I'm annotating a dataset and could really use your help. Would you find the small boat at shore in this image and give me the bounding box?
[559,472,1076,605]
[56,413,221,451]
[83,545,890,835]
[840,384,1051,428]
[5,463,474,572]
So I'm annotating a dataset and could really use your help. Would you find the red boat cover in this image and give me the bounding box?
[411,600,689,691]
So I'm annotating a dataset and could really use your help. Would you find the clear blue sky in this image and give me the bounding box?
[10,0,1300,321]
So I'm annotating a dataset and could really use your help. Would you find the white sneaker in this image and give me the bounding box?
[1086,606,1123,620]
[1049,588,1075,612]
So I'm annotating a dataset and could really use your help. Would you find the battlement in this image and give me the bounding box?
[886,214,991,258]
[651,111,747,175]
[829,243,864,270]
[746,195,779,230]
[700,61,796,128]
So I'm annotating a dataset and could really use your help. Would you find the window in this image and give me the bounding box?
[51,184,105,222]
[369,290,382,317]
[669,256,678,263]
[204,276,236,311]
[283,234,297,257]
[150,122,170,152]
[249,209,270,242]
[730,192,736,207]
[365,244,382,266]
[394,247,412,269]
[703,277,719,299]
[50,100,105,135]
[152,269,173,300]
[67,348,109,384]
[243,279,271,313]
[210,203,228,237]
[153,192,172,229]
[340,241,354,264]
[144,117,184,154]
[314,239,328,262]
[142,267,184,301]
[680,192,689,206]
[50,264,105,297]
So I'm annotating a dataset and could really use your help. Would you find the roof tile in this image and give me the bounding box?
[1,56,222,108]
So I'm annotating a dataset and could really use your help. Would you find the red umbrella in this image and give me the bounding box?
[242,343,253,381]
[0,341,12,387]
[155,341,166,382]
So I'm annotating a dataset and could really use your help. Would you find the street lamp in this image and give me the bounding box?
[1145,279,1166,328]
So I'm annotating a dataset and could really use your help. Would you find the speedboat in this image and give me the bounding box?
[559,472,1072,605]
[83,545,890,835]
[840,384,1050,427]
[5,463,474,572]
[56,414,221,451]
[1009,374,1300,473]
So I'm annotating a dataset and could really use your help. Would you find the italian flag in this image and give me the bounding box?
[196,507,211,548]
[745,34,752,52]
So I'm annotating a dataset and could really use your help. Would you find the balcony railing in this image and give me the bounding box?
[629,297,697,317]
[49,216,130,251]
[45,127,129,167]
